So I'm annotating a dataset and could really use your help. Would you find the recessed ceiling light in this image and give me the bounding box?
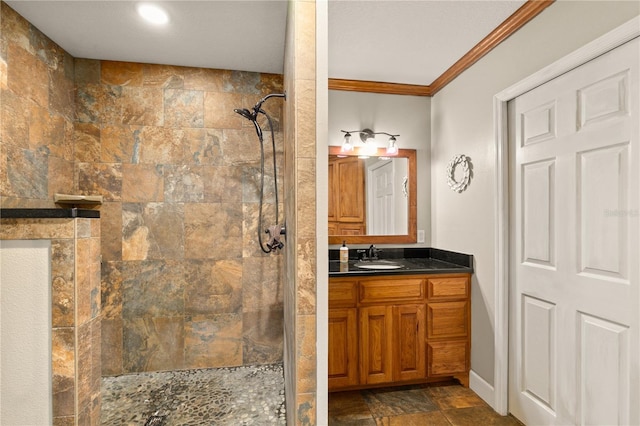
[137,3,169,25]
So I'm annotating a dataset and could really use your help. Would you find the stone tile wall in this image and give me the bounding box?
[283,1,318,424]
[0,217,102,425]
[79,60,286,375]
[0,2,75,208]
[1,1,286,377]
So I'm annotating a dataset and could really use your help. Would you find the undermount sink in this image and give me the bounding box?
[354,260,403,270]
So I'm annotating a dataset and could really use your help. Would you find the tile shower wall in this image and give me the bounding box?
[1,2,285,376]
[1,5,102,424]
[80,60,285,375]
[0,2,75,208]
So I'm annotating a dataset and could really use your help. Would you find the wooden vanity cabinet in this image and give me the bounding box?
[328,273,470,391]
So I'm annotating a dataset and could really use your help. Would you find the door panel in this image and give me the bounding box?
[509,38,639,425]
[577,70,629,128]
[578,144,629,280]
[522,159,556,267]
[577,313,630,425]
[521,295,555,411]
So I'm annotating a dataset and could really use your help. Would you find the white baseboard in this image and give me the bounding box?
[469,369,496,410]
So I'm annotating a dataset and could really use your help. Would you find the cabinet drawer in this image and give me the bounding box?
[427,276,469,300]
[428,340,468,376]
[359,278,425,304]
[329,280,358,308]
[427,301,469,338]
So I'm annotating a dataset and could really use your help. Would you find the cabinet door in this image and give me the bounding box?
[359,305,393,385]
[393,304,426,382]
[328,308,358,389]
[328,160,337,222]
[336,156,365,223]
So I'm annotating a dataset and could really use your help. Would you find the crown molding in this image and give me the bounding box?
[329,0,555,97]
[328,78,431,96]
[430,0,554,94]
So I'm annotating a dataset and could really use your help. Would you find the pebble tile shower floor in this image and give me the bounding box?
[101,363,286,425]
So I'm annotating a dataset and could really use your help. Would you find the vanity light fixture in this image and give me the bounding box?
[386,136,398,155]
[341,132,354,152]
[340,129,400,156]
[137,3,169,25]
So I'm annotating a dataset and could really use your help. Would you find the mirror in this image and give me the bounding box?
[328,146,417,244]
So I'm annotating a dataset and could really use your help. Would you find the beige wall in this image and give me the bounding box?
[430,0,639,390]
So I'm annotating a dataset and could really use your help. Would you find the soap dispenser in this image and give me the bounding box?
[340,241,349,263]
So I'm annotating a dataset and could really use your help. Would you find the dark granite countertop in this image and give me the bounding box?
[0,208,100,219]
[329,247,473,277]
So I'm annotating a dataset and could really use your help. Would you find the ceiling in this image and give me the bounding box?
[5,0,527,87]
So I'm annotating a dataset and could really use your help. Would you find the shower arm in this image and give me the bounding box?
[252,93,286,116]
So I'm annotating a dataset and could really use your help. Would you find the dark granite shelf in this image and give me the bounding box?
[329,247,473,277]
[0,208,100,219]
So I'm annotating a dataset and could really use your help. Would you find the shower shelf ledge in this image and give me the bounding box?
[0,208,100,219]
[54,193,103,205]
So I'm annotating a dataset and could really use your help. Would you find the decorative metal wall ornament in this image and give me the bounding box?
[446,154,472,193]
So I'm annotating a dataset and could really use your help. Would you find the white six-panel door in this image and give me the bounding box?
[508,37,639,425]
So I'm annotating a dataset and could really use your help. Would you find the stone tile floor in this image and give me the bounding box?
[101,363,286,425]
[102,365,522,425]
[328,381,524,425]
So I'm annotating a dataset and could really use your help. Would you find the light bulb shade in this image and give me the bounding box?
[386,137,398,155]
[362,141,378,156]
[341,133,353,152]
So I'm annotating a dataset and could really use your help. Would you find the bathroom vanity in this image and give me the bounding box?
[328,248,473,392]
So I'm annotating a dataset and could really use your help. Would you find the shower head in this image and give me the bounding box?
[234,108,255,121]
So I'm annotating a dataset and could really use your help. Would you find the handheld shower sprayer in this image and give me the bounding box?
[234,92,286,254]
[233,108,254,121]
